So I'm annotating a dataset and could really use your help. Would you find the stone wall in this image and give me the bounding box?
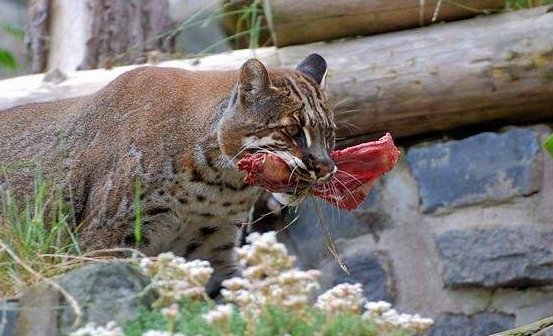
[276,124,553,336]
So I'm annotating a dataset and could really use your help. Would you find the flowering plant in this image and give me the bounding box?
[72,232,432,336]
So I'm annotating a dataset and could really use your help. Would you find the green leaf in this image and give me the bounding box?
[0,48,17,71]
[2,24,25,40]
[544,134,553,159]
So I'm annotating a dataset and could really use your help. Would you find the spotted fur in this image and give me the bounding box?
[0,54,335,294]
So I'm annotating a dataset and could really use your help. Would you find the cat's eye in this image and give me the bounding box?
[285,125,301,137]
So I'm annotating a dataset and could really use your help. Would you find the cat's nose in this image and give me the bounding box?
[314,160,336,182]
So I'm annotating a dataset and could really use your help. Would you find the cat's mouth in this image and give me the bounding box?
[237,149,321,185]
[282,161,321,185]
[235,152,313,193]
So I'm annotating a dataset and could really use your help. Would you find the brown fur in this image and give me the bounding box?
[0,56,335,294]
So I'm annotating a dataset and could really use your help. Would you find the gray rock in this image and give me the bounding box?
[406,128,541,213]
[15,262,155,336]
[426,312,515,336]
[0,301,18,336]
[436,227,553,288]
[15,283,58,336]
[331,251,396,304]
[536,325,553,336]
[284,183,389,268]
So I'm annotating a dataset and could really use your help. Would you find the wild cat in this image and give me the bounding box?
[0,54,336,294]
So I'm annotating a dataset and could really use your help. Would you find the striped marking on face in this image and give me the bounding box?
[241,135,279,150]
[303,127,312,148]
[284,74,333,130]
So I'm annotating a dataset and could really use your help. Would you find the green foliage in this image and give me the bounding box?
[2,23,24,40]
[192,0,269,55]
[173,300,225,336]
[234,0,265,50]
[0,48,17,71]
[253,306,320,336]
[544,134,553,159]
[125,308,168,336]
[0,166,81,297]
[506,0,553,9]
[229,310,248,336]
[0,24,23,71]
[124,300,414,336]
[126,300,244,336]
[1,167,80,258]
[321,313,378,336]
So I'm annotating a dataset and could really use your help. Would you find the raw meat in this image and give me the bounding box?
[237,133,400,210]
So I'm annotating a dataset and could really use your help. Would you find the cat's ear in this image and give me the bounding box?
[238,58,271,99]
[296,53,327,87]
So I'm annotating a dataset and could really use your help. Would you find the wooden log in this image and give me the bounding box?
[263,0,506,47]
[488,315,553,335]
[1,7,552,143]
[0,48,279,110]
[278,5,553,141]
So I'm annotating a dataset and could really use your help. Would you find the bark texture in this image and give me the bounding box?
[79,0,174,70]
[263,0,506,46]
[26,0,50,73]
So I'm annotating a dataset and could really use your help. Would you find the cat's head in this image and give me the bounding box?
[218,54,336,184]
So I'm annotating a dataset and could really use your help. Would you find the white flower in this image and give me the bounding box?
[160,303,180,320]
[362,301,392,319]
[202,304,234,325]
[365,301,392,313]
[70,322,124,336]
[222,277,250,290]
[405,315,434,332]
[139,253,213,306]
[139,258,154,275]
[368,307,434,333]
[141,331,185,336]
[315,283,365,315]
[380,309,401,325]
[222,231,320,319]
[236,231,295,278]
